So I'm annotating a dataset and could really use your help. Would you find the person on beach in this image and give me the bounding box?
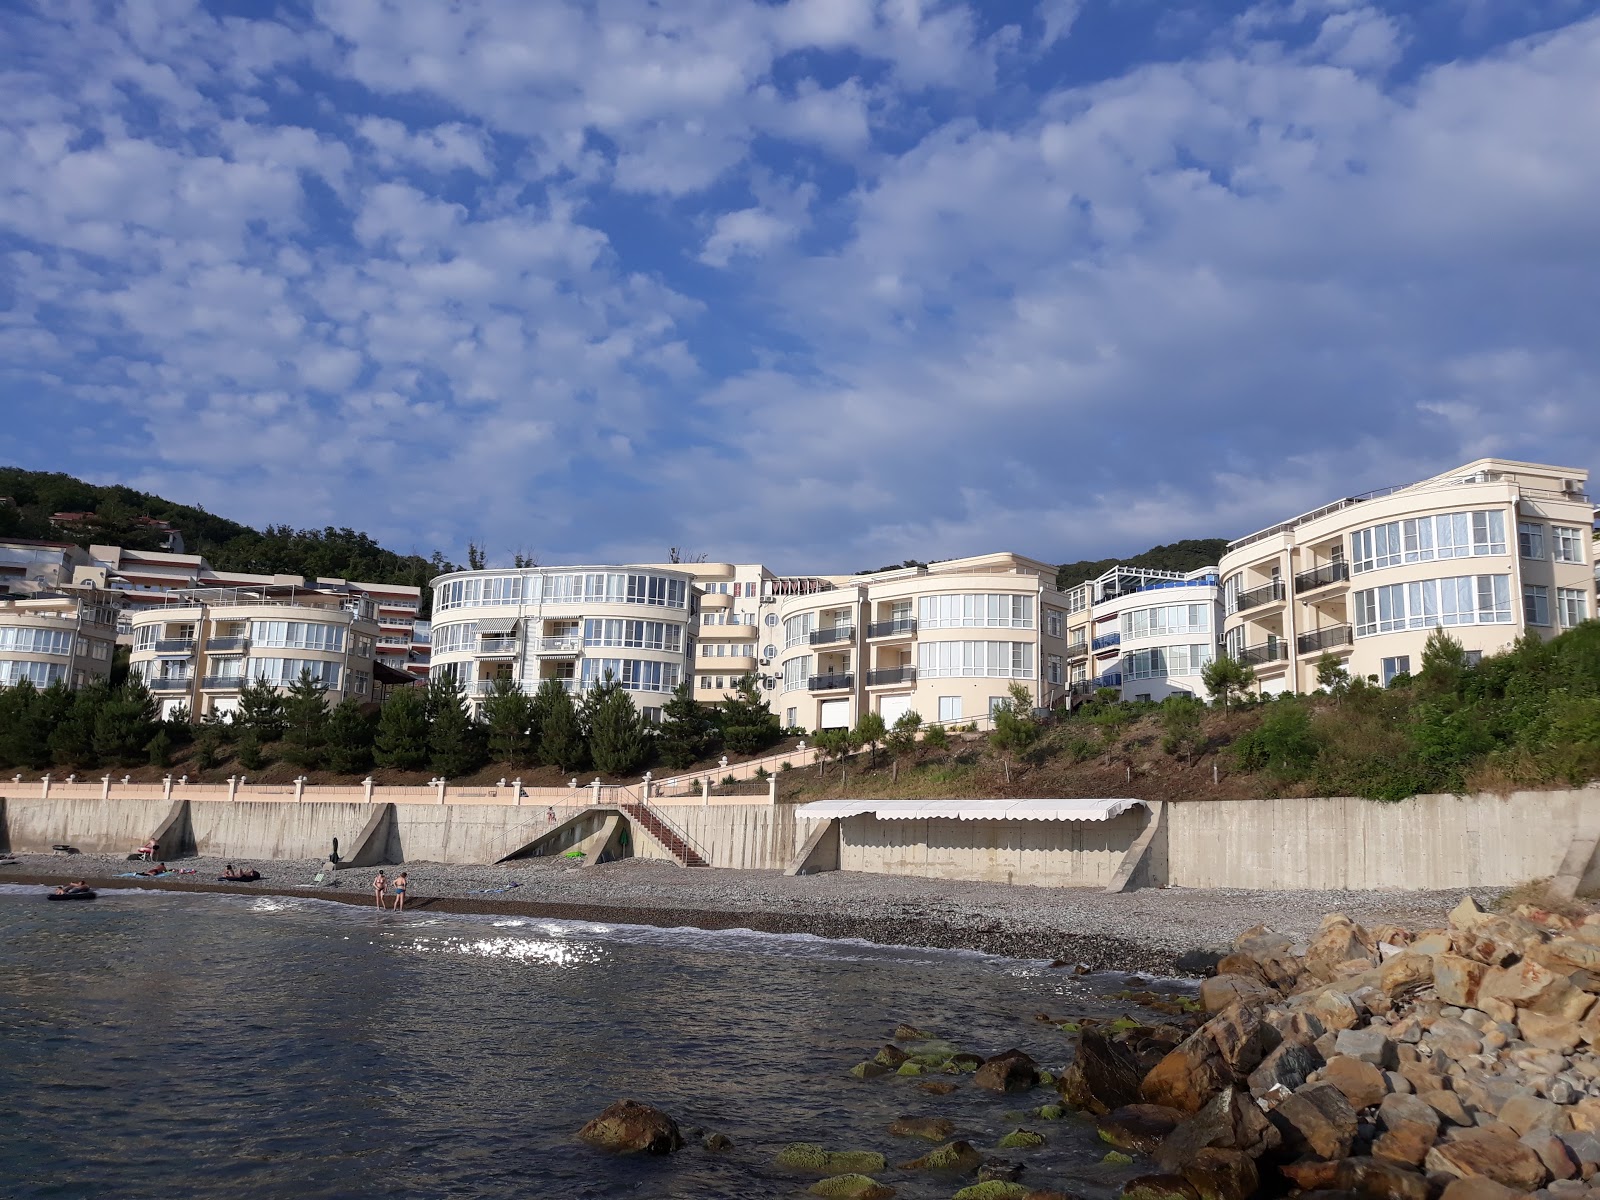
[140,862,167,877]
[372,870,387,908]
[391,872,407,911]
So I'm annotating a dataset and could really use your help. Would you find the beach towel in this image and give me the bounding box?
[118,871,173,878]
[464,882,523,895]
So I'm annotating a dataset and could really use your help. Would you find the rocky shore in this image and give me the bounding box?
[0,852,1456,972]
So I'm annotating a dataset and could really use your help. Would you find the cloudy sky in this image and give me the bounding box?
[1,0,1596,573]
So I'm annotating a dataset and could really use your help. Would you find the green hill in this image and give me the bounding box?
[1056,538,1229,592]
[0,467,457,606]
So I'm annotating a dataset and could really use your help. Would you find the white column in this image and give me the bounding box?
[512,778,523,806]
[363,777,374,804]
[163,775,173,800]
[591,778,602,806]
[701,778,710,805]
[101,775,111,801]
[641,772,652,801]
[293,776,305,803]
[40,773,51,800]
[435,777,447,805]
[768,775,777,805]
[227,775,239,802]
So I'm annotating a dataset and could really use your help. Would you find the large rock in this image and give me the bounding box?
[1518,1009,1583,1052]
[1332,1155,1429,1200]
[1060,1030,1143,1114]
[1322,1055,1387,1111]
[1154,1087,1279,1174]
[1179,1147,1258,1200]
[1305,915,1376,981]
[1199,975,1278,1013]
[1421,1089,1472,1127]
[1519,1130,1579,1180]
[1233,924,1293,959]
[1177,949,1225,976]
[776,1144,889,1174]
[1372,1092,1442,1166]
[875,1044,911,1068]
[576,1099,684,1155]
[975,1049,1040,1095]
[1333,1026,1395,1068]
[889,1116,955,1142]
[808,1175,895,1199]
[1246,1038,1323,1098]
[1434,955,1489,1008]
[1478,959,1568,1009]
[900,1140,984,1172]
[1139,1004,1271,1115]
[1309,990,1361,1031]
[1437,1180,1525,1200]
[1425,1128,1548,1192]
[1452,915,1541,968]
[1380,952,1435,998]
[1120,1175,1200,1200]
[1270,1082,1358,1161]
[1499,1094,1569,1137]
[1096,1105,1185,1155]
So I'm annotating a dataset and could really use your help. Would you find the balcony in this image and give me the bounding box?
[154,638,195,654]
[1093,672,1123,689]
[535,636,583,655]
[809,626,855,646]
[808,673,854,692]
[205,636,248,653]
[1237,641,1289,667]
[147,677,191,692]
[1297,625,1353,656]
[478,636,519,656]
[1233,579,1286,614]
[1092,632,1121,650]
[200,675,243,690]
[468,678,518,695]
[866,618,916,640]
[865,667,916,687]
[1066,640,1089,660]
[1294,561,1350,594]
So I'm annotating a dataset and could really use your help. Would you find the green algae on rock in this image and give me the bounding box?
[898,1139,984,1172]
[775,1144,889,1175]
[998,1128,1047,1149]
[808,1173,896,1199]
[887,1115,955,1142]
[952,1182,1030,1200]
[852,1061,890,1079]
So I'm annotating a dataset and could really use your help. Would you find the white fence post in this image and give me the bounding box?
[163,774,173,800]
[435,778,447,805]
[512,778,523,806]
[227,775,239,802]
[591,778,602,806]
[40,774,51,800]
[101,775,111,801]
[701,778,710,806]
[294,776,306,803]
[768,775,777,805]
[363,777,374,804]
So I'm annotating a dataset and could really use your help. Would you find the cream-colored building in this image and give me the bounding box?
[0,587,119,690]
[1218,458,1596,693]
[1059,565,1223,704]
[128,584,381,719]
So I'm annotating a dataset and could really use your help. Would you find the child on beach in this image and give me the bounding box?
[372,870,387,908]
[391,872,407,911]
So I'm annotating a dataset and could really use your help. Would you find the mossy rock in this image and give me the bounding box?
[1109,1017,1141,1032]
[899,1139,983,1173]
[808,1174,895,1199]
[896,1061,925,1076]
[1057,1022,1081,1033]
[1034,1104,1066,1121]
[852,1061,889,1079]
[894,1024,933,1041]
[941,1054,982,1075]
[775,1144,888,1175]
[997,1129,1046,1150]
[919,1081,960,1096]
[1103,1152,1134,1166]
[1120,1174,1201,1200]
[888,1116,955,1142]
[952,1183,1030,1200]
[875,1045,911,1069]
[1037,1070,1055,1087]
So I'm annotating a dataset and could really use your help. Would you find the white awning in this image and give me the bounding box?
[795,798,1146,822]
[475,616,520,634]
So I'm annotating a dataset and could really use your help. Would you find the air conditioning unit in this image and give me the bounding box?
[760,595,775,604]
[759,658,770,666]
[1562,478,1582,494]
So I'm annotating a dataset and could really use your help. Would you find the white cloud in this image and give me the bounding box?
[355,116,493,174]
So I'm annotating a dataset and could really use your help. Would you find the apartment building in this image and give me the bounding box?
[127,584,382,719]
[0,539,92,596]
[686,561,770,701]
[1218,458,1596,693]
[1060,565,1223,704]
[0,587,119,690]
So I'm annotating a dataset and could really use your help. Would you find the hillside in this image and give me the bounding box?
[0,467,457,604]
[1056,538,1228,591]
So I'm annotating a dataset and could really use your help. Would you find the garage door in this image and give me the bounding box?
[878,694,913,726]
[819,698,851,729]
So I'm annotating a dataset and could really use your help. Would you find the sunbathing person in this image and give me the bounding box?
[140,862,168,877]
[218,865,261,882]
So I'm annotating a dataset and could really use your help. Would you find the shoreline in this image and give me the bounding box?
[0,852,1467,974]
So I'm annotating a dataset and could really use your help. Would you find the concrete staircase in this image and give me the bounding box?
[620,802,708,867]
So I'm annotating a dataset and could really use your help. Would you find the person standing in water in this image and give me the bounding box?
[391,871,408,911]
[372,869,387,908]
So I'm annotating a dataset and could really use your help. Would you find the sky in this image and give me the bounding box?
[1,0,1597,575]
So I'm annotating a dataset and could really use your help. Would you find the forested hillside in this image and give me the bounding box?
[0,467,456,599]
[1056,538,1229,591]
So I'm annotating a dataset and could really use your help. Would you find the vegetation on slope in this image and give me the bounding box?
[1056,538,1229,591]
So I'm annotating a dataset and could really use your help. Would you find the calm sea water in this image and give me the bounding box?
[0,885,1164,1199]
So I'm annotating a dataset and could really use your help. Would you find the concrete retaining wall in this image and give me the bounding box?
[4,796,178,856]
[837,809,1145,888]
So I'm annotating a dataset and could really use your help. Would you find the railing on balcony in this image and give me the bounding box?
[808,673,854,691]
[1066,640,1089,660]
[866,618,916,639]
[1237,641,1289,667]
[468,678,518,695]
[1297,625,1353,656]
[200,675,243,689]
[1294,561,1350,593]
[809,626,855,646]
[864,667,916,687]
[147,677,192,691]
[1091,632,1121,650]
[1093,672,1123,688]
[536,636,583,655]
[205,636,248,653]
[154,638,195,653]
[478,636,519,655]
[1233,579,1286,614]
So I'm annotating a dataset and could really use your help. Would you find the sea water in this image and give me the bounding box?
[0,885,1168,1199]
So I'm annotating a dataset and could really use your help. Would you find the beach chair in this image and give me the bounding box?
[52,844,80,856]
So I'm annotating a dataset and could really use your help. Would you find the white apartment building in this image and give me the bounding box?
[128,584,382,719]
[1059,565,1223,704]
[1218,458,1596,693]
[0,587,119,691]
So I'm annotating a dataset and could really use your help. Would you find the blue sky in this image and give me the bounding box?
[1,0,1597,574]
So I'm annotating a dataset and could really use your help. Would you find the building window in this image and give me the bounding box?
[1063,586,1088,616]
[1524,585,1550,627]
[1352,574,1513,636]
[250,621,346,653]
[715,676,725,689]
[917,640,1034,679]
[0,659,67,686]
[1123,645,1215,680]
[1557,587,1588,628]
[641,707,661,725]
[0,627,74,656]
[1121,602,1211,640]
[1381,656,1411,686]
[584,619,680,651]
[989,696,1009,717]
[1553,527,1586,564]
[937,696,962,723]
[781,656,812,693]
[785,707,796,727]
[1518,522,1545,559]
[431,622,478,654]
[1464,650,1483,667]
[1047,655,1063,684]
[918,593,1034,629]
[250,658,341,687]
[1351,510,1506,574]
[783,612,815,649]
[1045,609,1064,638]
[579,658,679,693]
[351,670,370,696]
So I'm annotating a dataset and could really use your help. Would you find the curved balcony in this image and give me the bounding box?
[808,673,854,692]
[1296,625,1353,656]
[1233,579,1286,615]
[866,618,916,640]
[1237,641,1289,667]
[477,636,519,656]
[200,675,243,690]
[1294,562,1350,594]
[205,636,248,653]
[809,626,855,646]
[1091,632,1121,650]
[534,636,583,656]
[154,638,195,654]
[865,667,916,687]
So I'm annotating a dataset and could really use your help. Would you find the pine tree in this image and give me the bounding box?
[236,676,286,741]
[49,681,110,769]
[718,673,780,755]
[236,726,265,770]
[481,677,535,766]
[325,699,375,775]
[0,680,50,770]
[535,678,586,773]
[656,680,714,769]
[853,710,887,764]
[280,668,331,769]
[146,728,172,767]
[92,677,158,766]
[427,675,486,778]
[194,715,224,772]
[883,709,922,764]
[373,686,429,771]
[587,672,649,775]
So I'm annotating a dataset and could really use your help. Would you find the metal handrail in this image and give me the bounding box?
[1233,579,1286,614]
[154,638,195,652]
[205,636,248,652]
[864,667,916,686]
[1091,632,1121,650]
[808,626,855,645]
[808,673,854,691]
[1066,640,1089,659]
[1296,625,1353,655]
[865,619,916,638]
[200,675,243,689]
[1237,641,1288,666]
[479,636,519,654]
[147,677,191,691]
[1294,562,1350,593]
[536,636,583,653]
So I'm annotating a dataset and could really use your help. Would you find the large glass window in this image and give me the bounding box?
[1558,588,1589,628]
[1121,603,1211,640]
[917,594,1034,629]
[0,626,74,655]
[917,640,1033,678]
[0,659,67,686]
[1554,527,1587,564]
[543,572,687,608]
[1123,644,1215,680]
[782,655,811,692]
[249,621,346,652]
[1351,510,1506,574]
[431,622,479,654]
[578,658,679,692]
[582,619,681,651]
[1518,522,1544,559]
[1524,585,1550,627]
[134,626,159,650]
[1352,574,1513,636]
[784,612,815,649]
[1063,587,1088,616]
[249,658,342,687]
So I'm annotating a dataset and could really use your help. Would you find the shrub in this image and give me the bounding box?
[921,723,949,751]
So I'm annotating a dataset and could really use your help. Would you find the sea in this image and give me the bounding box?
[0,885,1170,1199]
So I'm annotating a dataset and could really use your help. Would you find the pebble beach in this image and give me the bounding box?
[1,851,1462,972]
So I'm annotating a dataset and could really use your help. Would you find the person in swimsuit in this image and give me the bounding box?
[372,870,387,908]
[140,862,167,877]
[391,872,408,911]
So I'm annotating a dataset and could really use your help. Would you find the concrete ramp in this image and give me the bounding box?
[334,803,396,870]
[147,798,194,861]
[1106,800,1167,893]
[785,818,840,875]
[495,808,625,865]
[1550,829,1600,900]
